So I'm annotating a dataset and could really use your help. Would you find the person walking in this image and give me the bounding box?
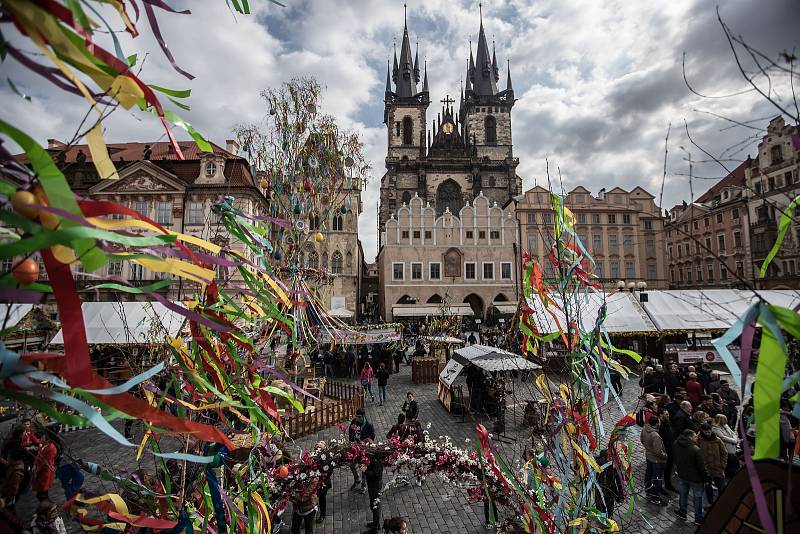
[377,364,390,406]
[711,414,739,479]
[697,422,727,504]
[392,347,403,374]
[346,347,356,379]
[640,416,668,504]
[401,392,418,422]
[348,409,374,494]
[313,442,332,525]
[658,409,677,492]
[32,433,58,501]
[360,362,375,402]
[673,429,707,526]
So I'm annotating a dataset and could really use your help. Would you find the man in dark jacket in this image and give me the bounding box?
[658,409,677,492]
[673,429,707,525]
[665,364,683,397]
[670,401,693,437]
[348,409,375,493]
[402,392,419,422]
[665,392,684,418]
[363,439,384,533]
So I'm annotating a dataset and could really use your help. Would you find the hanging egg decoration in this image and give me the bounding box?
[274,250,282,261]
[339,205,347,214]
[11,258,40,285]
[10,190,38,219]
[315,232,324,242]
[293,203,302,215]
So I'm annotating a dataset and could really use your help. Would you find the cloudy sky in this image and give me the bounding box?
[1,0,797,261]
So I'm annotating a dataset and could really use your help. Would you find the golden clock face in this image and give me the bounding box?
[442,122,454,134]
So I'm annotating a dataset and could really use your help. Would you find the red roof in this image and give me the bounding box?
[696,160,748,203]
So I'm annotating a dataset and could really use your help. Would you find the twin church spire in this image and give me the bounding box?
[385,3,512,100]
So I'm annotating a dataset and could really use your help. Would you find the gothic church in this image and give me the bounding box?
[378,7,522,247]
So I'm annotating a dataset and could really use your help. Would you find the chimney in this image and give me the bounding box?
[226,139,240,155]
[48,139,65,149]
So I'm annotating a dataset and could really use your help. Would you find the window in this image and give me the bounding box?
[155,201,171,225]
[501,262,512,280]
[331,252,343,274]
[308,252,319,269]
[670,269,675,282]
[482,262,494,279]
[187,201,203,224]
[131,263,144,281]
[205,162,216,176]
[485,115,497,144]
[608,234,618,250]
[625,261,635,278]
[610,261,620,278]
[646,239,655,254]
[717,234,726,252]
[787,171,795,186]
[526,213,536,224]
[413,230,421,239]
[684,223,689,232]
[693,220,699,230]
[623,234,633,248]
[466,230,474,239]
[704,217,709,228]
[592,214,601,224]
[771,144,783,164]
[577,213,586,224]
[755,181,762,194]
[107,261,122,277]
[592,234,602,252]
[768,176,775,191]
[668,246,673,259]
[734,231,742,248]
[489,230,499,240]
[424,230,432,239]
[623,214,631,224]
[527,236,538,254]
[411,262,422,280]
[696,265,703,282]
[644,220,653,230]
[716,212,723,223]
[402,117,413,145]
[695,241,701,254]
[488,176,496,187]
[707,263,714,281]
[686,268,692,283]
[429,263,441,280]
[720,266,728,280]
[478,231,486,239]
[595,261,604,278]
[705,237,712,251]
[647,262,657,280]
[732,208,739,219]
[608,214,616,224]
[736,261,744,277]
[333,215,343,231]
[401,230,409,239]
[464,262,476,280]
[543,213,553,224]
[132,200,149,217]
[392,263,404,280]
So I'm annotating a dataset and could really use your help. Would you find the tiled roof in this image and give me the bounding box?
[696,160,748,203]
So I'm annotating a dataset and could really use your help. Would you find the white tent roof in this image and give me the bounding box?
[392,304,473,317]
[452,344,541,372]
[472,356,539,372]
[329,307,354,318]
[50,302,185,345]
[492,302,518,314]
[421,335,464,344]
[525,291,657,334]
[1,304,33,330]
[641,290,754,331]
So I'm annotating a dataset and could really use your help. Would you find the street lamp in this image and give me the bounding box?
[511,194,526,303]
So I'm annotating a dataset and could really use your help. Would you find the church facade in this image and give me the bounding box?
[377,8,523,321]
[377,9,522,247]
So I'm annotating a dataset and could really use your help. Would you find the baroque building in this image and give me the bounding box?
[378,8,522,248]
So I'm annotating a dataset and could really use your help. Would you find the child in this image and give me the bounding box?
[30,499,66,534]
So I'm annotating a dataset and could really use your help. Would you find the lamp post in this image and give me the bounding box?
[616,280,648,301]
[511,194,525,305]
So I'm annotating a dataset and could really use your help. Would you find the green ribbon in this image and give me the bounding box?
[0,226,176,258]
[759,194,800,278]
[753,304,787,459]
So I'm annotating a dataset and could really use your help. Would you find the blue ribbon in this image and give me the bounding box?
[205,444,229,534]
[711,302,759,389]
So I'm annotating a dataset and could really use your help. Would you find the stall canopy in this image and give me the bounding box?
[492,301,518,314]
[525,291,657,335]
[392,304,473,317]
[421,335,464,345]
[319,324,402,345]
[50,302,185,345]
[451,344,540,371]
[1,304,33,330]
[641,290,754,332]
[328,307,354,318]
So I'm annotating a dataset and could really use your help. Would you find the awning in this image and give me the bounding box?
[640,290,752,332]
[452,344,541,372]
[50,302,185,345]
[421,335,464,345]
[392,304,474,317]
[492,302,518,314]
[1,304,33,331]
[328,307,354,318]
[319,325,402,345]
[525,291,657,335]
[472,357,539,372]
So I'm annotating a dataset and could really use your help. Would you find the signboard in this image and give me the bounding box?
[439,359,464,388]
[678,348,741,364]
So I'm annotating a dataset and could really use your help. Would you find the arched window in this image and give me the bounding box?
[485,115,497,144]
[205,162,216,176]
[401,191,412,205]
[436,179,463,216]
[308,251,319,269]
[322,252,328,268]
[402,117,413,145]
[331,251,343,274]
[346,251,353,269]
[488,175,496,187]
[427,294,443,303]
[332,215,343,231]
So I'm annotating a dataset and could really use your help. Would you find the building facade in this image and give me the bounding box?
[377,9,522,248]
[515,185,669,289]
[378,193,518,321]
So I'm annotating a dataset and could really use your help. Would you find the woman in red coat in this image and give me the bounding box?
[32,434,58,501]
[685,372,704,407]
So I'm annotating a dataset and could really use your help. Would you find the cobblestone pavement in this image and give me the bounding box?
[3,361,715,534]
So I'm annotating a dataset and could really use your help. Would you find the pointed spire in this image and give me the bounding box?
[414,41,421,83]
[395,3,418,97]
[506,58,513,92]
[422,60,429,93]
[385,60,392,93]
[460,78,464,102]
[472,5,498,95]
[392,41,398,83]
[492,39,499,82]
[464,59,472,92]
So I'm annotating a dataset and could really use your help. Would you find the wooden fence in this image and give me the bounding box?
[283,381,364,439]
[412,357,440,384]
